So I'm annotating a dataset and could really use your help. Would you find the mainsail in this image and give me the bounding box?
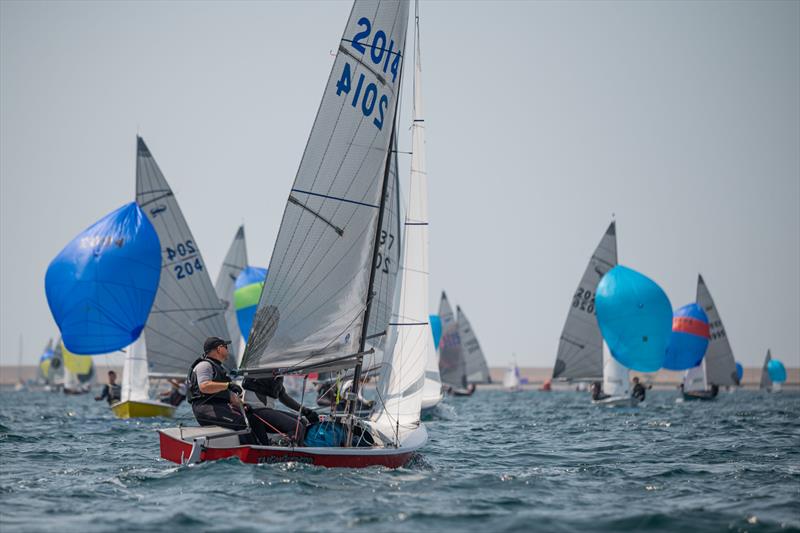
[136,136,231,376]
[760,349,772,390]
[458,306,491,384]
[241,1,410,374]
[215,225,248,366]
[438,291,466,389]
[696,274,737,386]
[553,222,617,380]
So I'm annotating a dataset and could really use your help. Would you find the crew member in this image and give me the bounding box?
[160,378,187,407]
[94,370,121,405]
[243,375,320,445]
[590,381,609,401]
[631,376,647,402]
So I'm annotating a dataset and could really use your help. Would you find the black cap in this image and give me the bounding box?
[204,337,231,354]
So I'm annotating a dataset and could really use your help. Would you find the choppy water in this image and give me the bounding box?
[1,389,798,532]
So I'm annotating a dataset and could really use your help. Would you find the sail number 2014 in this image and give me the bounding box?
[336,17,401,131]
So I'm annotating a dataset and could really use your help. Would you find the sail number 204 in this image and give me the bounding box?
[336,17,401,131]
[165,239,204,280]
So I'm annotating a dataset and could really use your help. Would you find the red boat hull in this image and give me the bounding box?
[159,431,416,468]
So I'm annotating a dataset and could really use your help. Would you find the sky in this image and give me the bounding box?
[1,0,798,369]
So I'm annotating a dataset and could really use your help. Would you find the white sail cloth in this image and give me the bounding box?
[502,363,520,390]
[136,137,231,375]
[121,336,150,402]
[602,342,630,398]
[554,222,617,381]
[683,360,708,393]
[370,10,431,441]
[215,225,248,367]
[458,306,491,384]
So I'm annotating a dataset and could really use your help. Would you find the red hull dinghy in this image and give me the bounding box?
[157,0,438,470]
[158,424,427,468]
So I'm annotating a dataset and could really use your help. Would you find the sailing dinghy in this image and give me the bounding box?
[112,137,232,418]
[159,0,428,468]
[438,293,475,396]
[502,360,521,392]
[552,222,637,405]
[681,275,738,401]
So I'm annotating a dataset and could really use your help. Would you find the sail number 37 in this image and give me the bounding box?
[336,17,401,131]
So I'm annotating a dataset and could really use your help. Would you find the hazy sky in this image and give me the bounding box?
[1,0,798,369]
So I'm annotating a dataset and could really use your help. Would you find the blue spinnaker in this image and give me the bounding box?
[664,303,710,370]
[767,359,786,383]
[429,314,442,349]
[735,362,744,382]
[234,266,268,342]
[45,202,161,354]
[595,265,672,372]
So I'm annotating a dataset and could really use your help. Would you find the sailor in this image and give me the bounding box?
[242,375,320,445]
[94,370,121,405]
[631,376,648,402]
[590,381,609,401]
[159,378,187,407]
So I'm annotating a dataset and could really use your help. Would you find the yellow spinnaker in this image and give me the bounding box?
[62,342,93,375]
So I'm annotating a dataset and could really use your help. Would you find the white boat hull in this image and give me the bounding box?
[592,395,640,407]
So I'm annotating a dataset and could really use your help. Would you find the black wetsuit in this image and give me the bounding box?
[95,384,121,405]
[242,377,313,443]
[632,383,646,402]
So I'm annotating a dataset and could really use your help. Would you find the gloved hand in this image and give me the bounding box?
[302,407,320,425]
[228,382,243,395]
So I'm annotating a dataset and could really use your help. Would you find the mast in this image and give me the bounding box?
[350,123,398,419]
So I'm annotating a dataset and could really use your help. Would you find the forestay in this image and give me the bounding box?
[696,275,737,386]
[438,292,466,389]
[136,137,232,376]
[241,1,410,373]
[553,222,617,381]
[458,306,491,384]
[215,225,248,366]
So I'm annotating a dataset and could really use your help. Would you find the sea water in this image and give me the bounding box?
[0,389,798,532]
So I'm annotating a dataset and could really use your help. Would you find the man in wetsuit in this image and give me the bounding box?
[159,378,187,406]
[242,375,320,444]
[591,381,609,401]
[94,371,121,405]
[188,337,318,445]
[632,376,647,402]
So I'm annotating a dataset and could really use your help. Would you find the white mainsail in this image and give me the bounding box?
[458,306,492,384]
[683,359,708,393]
[696,274,737,386]
[215,225,248,366]
[136,136,232,376]
[241,1,410,374]
[502,362,520,390]
[121,336,150,403]
[602,342,630,398]
[371,5,434,439]
[554,222,617,381]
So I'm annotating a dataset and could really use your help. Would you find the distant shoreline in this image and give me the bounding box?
[1,365,796,388]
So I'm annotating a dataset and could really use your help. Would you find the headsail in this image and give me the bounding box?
[136,136,231,375]
[371,6,433,439]
[553,222,617,380]
[760,349,772,390]
[241,1,410,374]
[696,275,737,386]
[121,336,150,402]
[363,137,403,374]
[457,306,492,384]
[215,225,248,366]
[438,292,466,389]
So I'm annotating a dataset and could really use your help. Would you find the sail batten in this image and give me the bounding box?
[136,136,231,374]
[241,1,410,372]
[553,222,617,380]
